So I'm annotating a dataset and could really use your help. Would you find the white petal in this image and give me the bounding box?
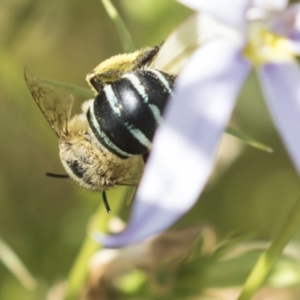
[153,13,243,74]
[253,0,287,11]
[177,0,250,28]
[271,3,300,53]
[245,0,287,23]
[98,39,251,248]
[258,61,300,174]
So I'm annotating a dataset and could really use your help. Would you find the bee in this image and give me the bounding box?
[25,45,177,208]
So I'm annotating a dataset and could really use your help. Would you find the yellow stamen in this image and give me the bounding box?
[244,22,295,66]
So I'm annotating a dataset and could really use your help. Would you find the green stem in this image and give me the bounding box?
[0,237,37,290]
[64,197,123,300]
[238,194,300,300]
[100,0,135,52]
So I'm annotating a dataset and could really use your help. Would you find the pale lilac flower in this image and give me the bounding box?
[99,0,300,247]
[89,224,214,297]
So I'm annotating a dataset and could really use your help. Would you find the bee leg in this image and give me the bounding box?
[135,45,161,68]
[46,172,69,178]
[89,76,105,94]
[143,153,149,163]
[102,191,111,214]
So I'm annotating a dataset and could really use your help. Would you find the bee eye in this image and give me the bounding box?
[66,160,85,179]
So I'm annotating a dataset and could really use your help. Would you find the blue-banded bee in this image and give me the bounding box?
[25,45,177,200]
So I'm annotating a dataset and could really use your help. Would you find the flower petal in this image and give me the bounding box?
[98,39,251,248]
[152,13,228,74]
[271,3,300,53]
[247,0,288,22]
[177,0,250,28]
[258,61,300,174]
[253,0,287,12]
[153,13,243,74]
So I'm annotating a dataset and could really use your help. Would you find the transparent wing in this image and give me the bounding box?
[151,13,226,74]
[24,68,74,138]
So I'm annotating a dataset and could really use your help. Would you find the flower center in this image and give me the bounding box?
[243,22,295,65]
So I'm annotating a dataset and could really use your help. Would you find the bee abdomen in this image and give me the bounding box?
[87,69,176,158]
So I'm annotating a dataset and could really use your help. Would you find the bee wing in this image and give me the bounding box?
[24,68,74,138]
[151,13,224,74]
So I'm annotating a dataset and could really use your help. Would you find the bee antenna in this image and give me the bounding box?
[102,191,111,214]
[143,153,149,163]
[46,172,69,179]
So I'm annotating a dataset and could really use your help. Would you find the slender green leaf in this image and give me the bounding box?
[41,78,93,99]
[238,195,300,300]
[226,126,273,153]
[100,0,135,53]
[0,237,37,290]
[40,80,273,156]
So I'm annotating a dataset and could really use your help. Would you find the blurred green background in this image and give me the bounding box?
[0,0,300,299]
